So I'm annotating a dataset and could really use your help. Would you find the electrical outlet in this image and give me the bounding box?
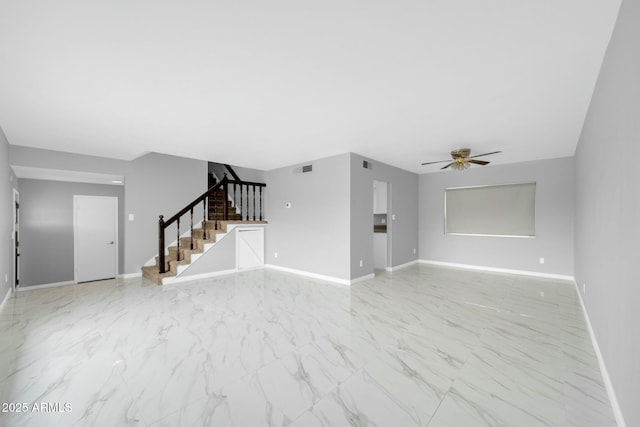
[539,257,545,264]
[4,274,7,284]
[413,248,416,254]
[359,260,363,267]
[274,252,278,258]
[540,291,544,297]
[583,283,586,294]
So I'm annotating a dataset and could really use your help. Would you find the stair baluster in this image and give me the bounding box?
[240,184,244,221]
[232,182,237,221]
[258,187,262,221]
[203,196,207,240]
[176,217,181,262]
[150,176,266,283]
[159,215,165,273]
[190,208,194,250]
[223,181,229,221]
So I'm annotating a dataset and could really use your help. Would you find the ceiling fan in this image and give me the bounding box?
[421,148,502,171]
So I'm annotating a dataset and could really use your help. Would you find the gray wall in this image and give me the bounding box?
[179,229,237,277]
[9,146,209,276]
[574,0,639,424]
[419,157,574,276]
[0,127,17,301]
[10,145,128,175]
[350,154,374,279]
[229,164,266,184]
[265,153,351,281]
[350,154,419,279]
[124,152,207,273]
[18,179,125,287]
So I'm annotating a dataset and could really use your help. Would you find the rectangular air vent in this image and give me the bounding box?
[293,164,314,174]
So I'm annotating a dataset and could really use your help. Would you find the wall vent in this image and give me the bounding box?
[293,164,314,174]
[363,160,373,169]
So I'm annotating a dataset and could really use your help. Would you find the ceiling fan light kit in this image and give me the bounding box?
[421,148,502,171]
[451,157,471,171]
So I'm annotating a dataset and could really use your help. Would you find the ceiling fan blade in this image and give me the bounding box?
[421,159,453,165]
[468,159,490,166]
[441,162,454,170]
[468,150,502,159]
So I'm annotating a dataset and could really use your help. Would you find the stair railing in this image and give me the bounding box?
[157,176,266,274]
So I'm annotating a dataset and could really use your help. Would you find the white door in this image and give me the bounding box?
[74,196,118,283]
[237,228,264,269]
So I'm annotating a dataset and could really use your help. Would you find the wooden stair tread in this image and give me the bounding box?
[142,219,267,285]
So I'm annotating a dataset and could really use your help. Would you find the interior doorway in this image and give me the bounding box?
[373,180,389,273]
[73,196,118,283]
[13,189,19,290]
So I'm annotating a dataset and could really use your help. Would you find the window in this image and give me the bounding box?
[444,182,536,237]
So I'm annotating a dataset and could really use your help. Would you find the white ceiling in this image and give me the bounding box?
[0,1,621,174]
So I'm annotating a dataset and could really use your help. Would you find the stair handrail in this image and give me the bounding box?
[157,176,266,274]
[223,164,241,181]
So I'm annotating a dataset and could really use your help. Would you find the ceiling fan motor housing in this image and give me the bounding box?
[451,148,471,158]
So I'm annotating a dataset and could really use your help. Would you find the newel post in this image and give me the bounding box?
[158,215,165,274]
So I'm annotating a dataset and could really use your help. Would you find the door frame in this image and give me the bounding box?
[373,179,391,271]
[12,188,19,291]
[73,195,118,283]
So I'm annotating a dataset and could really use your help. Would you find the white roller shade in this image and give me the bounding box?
[445,182,536,237]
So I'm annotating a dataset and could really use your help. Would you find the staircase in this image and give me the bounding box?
[208,187,242,222]
[141,176,266,285]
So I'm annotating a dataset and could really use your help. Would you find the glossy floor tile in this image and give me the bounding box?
[0,265,617,426]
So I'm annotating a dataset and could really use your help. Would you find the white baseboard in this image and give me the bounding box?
[119,272,142,279]
[265,264,360,286]
[351,273,375,284]
[0,287,13,313]
[162,268,238,285]
[385,259,419,272]
[571,280,627,427]
[419,260,574,281]
[17,280,76,291]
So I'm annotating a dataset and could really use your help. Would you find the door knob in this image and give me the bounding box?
[108,241,115,245]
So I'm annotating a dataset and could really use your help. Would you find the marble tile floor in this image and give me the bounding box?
[0,265,617,427]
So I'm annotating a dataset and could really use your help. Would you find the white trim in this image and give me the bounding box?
[446,233,536,239]
[119,272,142,279]
[350,273,375,284]
[265,264,353,286]
[571,280,627,427]
[0,287,12,313]
[385,259,419,272]
[419,260,574,281]
[163,269,238,285]
[17,280,76,291]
